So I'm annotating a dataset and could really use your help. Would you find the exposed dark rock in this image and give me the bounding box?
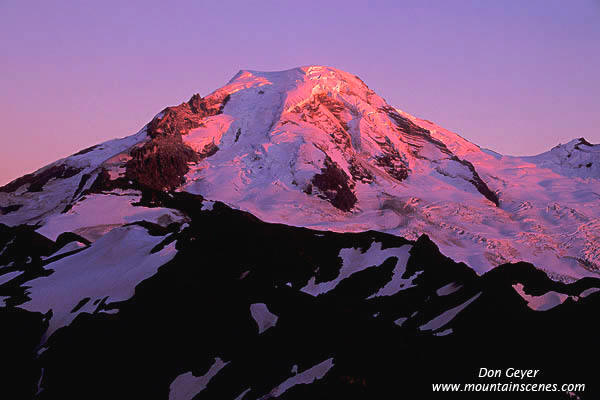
[452,156,500,206]
[199,142,219,158]
[0,307,47,400]
[71,144,101,157]
[383,107,430,138]
[72,173,92,199]
[381,106,452,154]
[70,297,91,313]
[54,231,91,248]
[83,169,131,195]
[315,94,352,148]
[0,176,31,194]
[104,92,232,194]
[123,220,180,237]
[292,93,352,149]
[0,224,56,306]
[135,191,205,219]
[0,165,82,193]
[577,137,594,147]
[311,157,357,212]
[378,107,499,202]
[374,137,410,181]
[0,224,55,268]
[147,92,231,139]
[348,158,374,184]
[314,94,348,127]
[125,137,199,192]
[0,204,23,215]
[374,154,409,181]
[353,74,370,89]
[28,165,82,192]
[280,120,300,127]
[0,227,87,307]
[62,173,94,213]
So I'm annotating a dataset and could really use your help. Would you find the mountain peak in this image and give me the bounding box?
[230,65,362,80]
[553,137,596,150]
[577,137,594,146]
[176,64,499,213]
[223,65,375,105]
[523,136,600,178]
[3,66,600,281]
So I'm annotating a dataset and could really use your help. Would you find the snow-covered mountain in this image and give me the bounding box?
[1,65,599,399]
[2,65,599,281]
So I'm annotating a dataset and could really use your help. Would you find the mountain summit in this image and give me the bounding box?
[1,65,599,399]
[2,65,600,280]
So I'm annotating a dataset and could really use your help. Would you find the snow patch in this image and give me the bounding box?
[202,200,215,211]
[580,287,600,298]
[0,270,21,286]
[420,292,481,331]
[367,245,415,298]
[266,358,334,397]
[234,388,251,400]
[168,358,229,400]
[20,225,177,337]
[302,242,409,296]
[512,283,570,311]
[436,282,463,296]
[434,328,453,336]
[249,303,278,334]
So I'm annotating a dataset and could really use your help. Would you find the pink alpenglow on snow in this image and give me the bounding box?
[2,66,600,285]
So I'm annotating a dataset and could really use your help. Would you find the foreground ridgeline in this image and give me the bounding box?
[1,66,599,399]
[1,202,599,399]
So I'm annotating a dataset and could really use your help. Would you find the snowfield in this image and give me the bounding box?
[20,224,177,336]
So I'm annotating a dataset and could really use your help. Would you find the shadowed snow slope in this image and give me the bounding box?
[2,66,600,282]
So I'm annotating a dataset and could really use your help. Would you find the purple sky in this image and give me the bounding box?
[1,0,599,185]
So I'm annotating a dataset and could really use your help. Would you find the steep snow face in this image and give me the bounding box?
[394,108,482,159]
[399,114,600,281]
[181,66,498,215]
[2,65,600,281]
[176,66,600,280]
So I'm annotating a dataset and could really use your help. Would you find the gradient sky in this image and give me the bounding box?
[1,0,599,185]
